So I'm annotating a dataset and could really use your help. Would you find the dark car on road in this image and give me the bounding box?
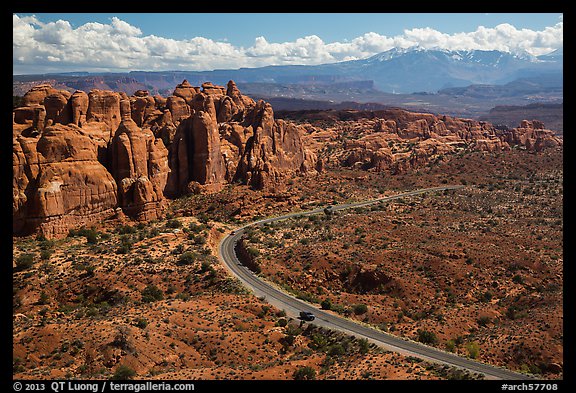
[299,311,315,321]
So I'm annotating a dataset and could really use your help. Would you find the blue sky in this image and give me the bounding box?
[13,13,563,74]
[16,13,562,45]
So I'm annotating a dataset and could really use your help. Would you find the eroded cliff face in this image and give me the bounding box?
[14,86,168,238]
[13,124,118,238]
[162,80,319,196]
[13,80,319,238]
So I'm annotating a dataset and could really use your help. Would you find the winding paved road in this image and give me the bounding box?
[218,185,532,380]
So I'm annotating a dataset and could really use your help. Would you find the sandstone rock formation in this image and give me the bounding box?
[13,80,319,237]
[13,124,118,238]
[13,87,169,238]
[111,118,169,221]
[163,80,319,196]
[306,109,562,174]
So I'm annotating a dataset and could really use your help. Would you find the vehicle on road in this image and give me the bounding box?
[230,231,236,235]
[299,311,315,321]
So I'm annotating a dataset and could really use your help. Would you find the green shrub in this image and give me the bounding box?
[166,219,182,229]
[111,364,136,380]
[38,291,50,305]
[141,285,164,303]
[477,316,491,327]
[247,247,260,258]
[134,318,148,329]
[117,235,133,254]
[320,299,332,310]
[481,291,493,302]
[277,318,288,327]
[417,329,438,345]
[466,341,480,359]
[293,366,316,380]
[358,338,370,354]
[85,230,99,244]
[353,304,368,315]
[117,225,137,235]
[177,251,197,265]
[327,343,345,356]
[15,254,35,271]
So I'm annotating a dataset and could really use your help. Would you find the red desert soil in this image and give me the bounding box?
[13,82,562,380]
[14,215,475,380]
[240,148,563,379]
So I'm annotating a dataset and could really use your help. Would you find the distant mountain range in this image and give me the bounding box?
[14,47,562,95]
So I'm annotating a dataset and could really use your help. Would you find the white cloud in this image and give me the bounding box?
[13,14,564,74]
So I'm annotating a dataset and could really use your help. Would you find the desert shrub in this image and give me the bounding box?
[15,253,35,271]
[111,364,136,380]
[177,251,197,266]
[200,260,212,273]
[308,333,328,351]
[327,343,346,356]
[417,329,438,345]
[134,318,148,329]
[466,342,480,359]
[38,291,50,305]
[192,235,206,245]
[117,235,133,254]
[83,265,96,277]
[285,324,302,337]
[477,316,491,327]
[141,285,164,303]
[247,247,260,258]
[293,366,316,380]
[85,230,99,244]
[13,357,25,374]
[353,304,368,315]
[117,225,137,235]
[112,326,132,351]
[320,299,332,310]
[445,340,456,352]
[481,291,493,302]
[165,219,182,229]
[40,249,53,260]
[277,318,288,327]
[358,338,370,354]
[506,305,527,320]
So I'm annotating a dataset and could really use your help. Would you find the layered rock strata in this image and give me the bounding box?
[303,109,562,174]
[13,80,319,237]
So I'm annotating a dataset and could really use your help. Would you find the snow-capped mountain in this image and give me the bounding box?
[222,46,563,93]
[537,47,563,62]
[363,47,537,66]
[17,47,562,95]
[336,47,559,93]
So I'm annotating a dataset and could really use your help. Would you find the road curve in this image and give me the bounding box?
[217,185,532,380]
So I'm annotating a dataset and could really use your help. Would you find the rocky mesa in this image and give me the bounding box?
[13,80,320,238]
